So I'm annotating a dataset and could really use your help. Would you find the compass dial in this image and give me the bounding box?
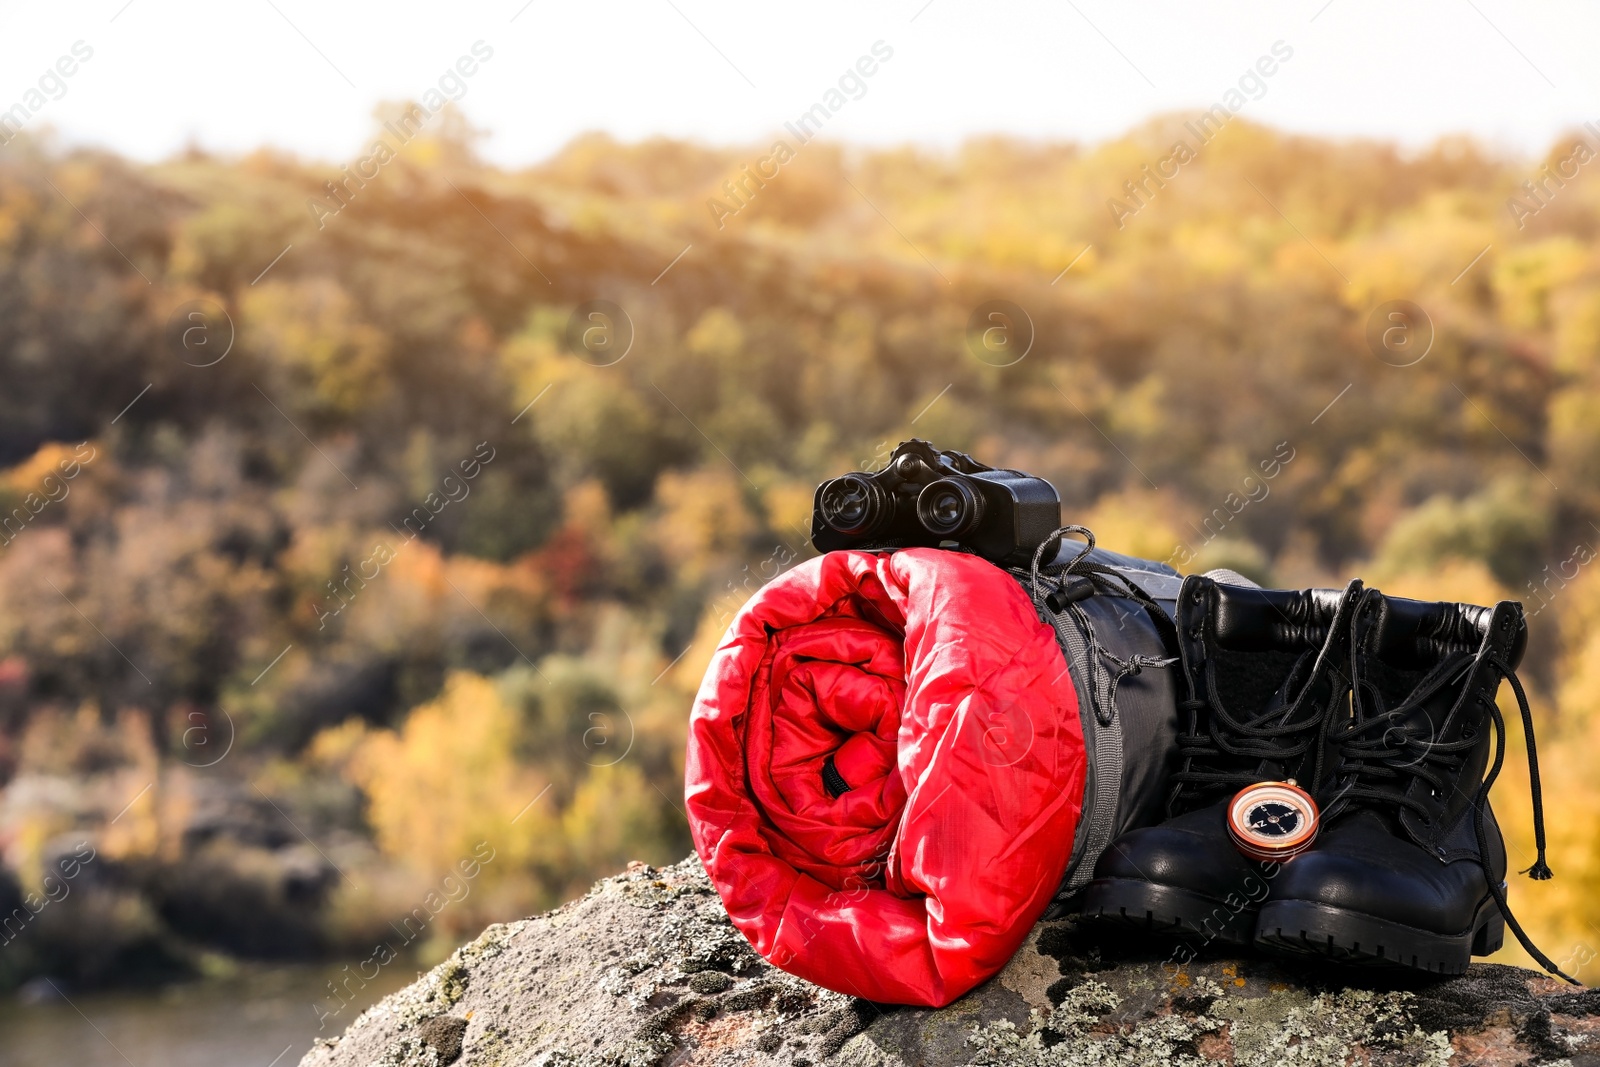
[1246,801,1300,836]
[1227,781,1320,862]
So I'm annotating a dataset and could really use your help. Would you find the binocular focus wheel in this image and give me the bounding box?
[1227,780,1320,862]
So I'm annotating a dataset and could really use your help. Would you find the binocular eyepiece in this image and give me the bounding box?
[816,471,987,540]
[811,440,1061,566]
[816,473,895,538]
[916,477,986,538]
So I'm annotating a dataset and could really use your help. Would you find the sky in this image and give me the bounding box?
[1,0,1596,166]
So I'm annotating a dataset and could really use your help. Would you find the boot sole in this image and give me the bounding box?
[1254,898,1505,975]
[1080,877,1258,945]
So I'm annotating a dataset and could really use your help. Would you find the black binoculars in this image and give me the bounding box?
[810,440,1061,566]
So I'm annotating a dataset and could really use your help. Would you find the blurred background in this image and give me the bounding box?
[3,1,1600,1063]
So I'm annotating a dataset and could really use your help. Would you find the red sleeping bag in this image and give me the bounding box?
[684,548,1087,1006]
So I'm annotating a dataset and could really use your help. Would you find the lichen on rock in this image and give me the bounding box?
[962,977,1457,1067]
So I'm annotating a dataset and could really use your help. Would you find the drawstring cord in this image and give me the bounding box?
[1104,650,1179,708]
[1029,524,1183,652]
[1027,524,1181,732]
[1029,525,1097,603]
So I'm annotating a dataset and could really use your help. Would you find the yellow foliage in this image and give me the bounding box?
[1077,488,1187,566]
[1493,237,1592,331]
[10,705,163,871]
[1551,285,1600,376]
[241,279,391,417]
[323,660,687,927]
[686,307,745,363]
[762,480,817,545]
[1547,387,1600,506]
[1554,570,1600,716]
[1364,558,1509,608]
[654,467,756,581]
[2,441,91,495]
[343,672,552,878]
[558,762,675,896]
[305,716,367,769]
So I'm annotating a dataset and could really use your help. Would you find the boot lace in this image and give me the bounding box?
[1323,651,1476,821]
[1326,647,1575,984]
[1169,681,1333,810]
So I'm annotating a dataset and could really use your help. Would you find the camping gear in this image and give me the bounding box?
[1081,574,1363,943]
[683,527,1183,1006]
[1255,590,1575,982]
[685,439,1575,1000]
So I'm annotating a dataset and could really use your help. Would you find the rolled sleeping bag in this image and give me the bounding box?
[686,547,1090,1006]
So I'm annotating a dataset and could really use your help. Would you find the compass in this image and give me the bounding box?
[1227,780,1320,862]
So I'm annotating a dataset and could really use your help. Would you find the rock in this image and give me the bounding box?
[415,1016,468,1064]
[298,857,1599,1067]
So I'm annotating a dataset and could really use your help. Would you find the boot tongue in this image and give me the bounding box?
[1204,645,1326,780]
[1256,650,1323,762]
[1362,649,1473,744]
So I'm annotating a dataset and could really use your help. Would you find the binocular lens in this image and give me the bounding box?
[917,478,985,538]
[818,474,891,536]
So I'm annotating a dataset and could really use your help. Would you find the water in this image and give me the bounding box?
[0,964,417,1067]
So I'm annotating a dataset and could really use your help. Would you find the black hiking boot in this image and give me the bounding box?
[1254,590,1575,981]
[1080,574,1363,945]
